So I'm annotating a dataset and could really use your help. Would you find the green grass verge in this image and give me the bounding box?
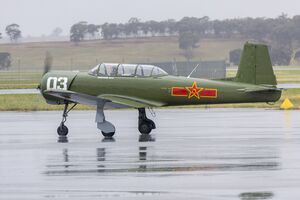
[0,71,41,89]
[0,94,93,111]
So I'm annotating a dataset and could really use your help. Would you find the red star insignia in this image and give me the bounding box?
[186,82,203,99]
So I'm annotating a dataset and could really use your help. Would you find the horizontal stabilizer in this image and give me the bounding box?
[277,83,300,90]
[237,87,281,93]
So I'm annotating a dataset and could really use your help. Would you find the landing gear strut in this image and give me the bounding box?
[57,102,77,136]
[138,108,156,134]
[96,101,115,138]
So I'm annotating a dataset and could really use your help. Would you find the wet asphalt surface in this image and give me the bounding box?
[0,108,300,200]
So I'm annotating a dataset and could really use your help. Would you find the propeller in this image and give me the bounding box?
[38,51,53,90]
[43,51,53,76]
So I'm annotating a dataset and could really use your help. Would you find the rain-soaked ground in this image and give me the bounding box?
[0,108,300,200]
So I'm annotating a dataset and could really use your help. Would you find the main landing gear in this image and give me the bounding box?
[96,101,116,138]
[96,104,156,137]
[57,102,156,138]
[138,108,156,134]
[57,102,77,136]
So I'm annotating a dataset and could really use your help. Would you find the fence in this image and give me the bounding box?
[150,60,226,79]
[0,60,227,89]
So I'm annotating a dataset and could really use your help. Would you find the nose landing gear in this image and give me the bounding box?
[57,124,68,136]
[57,102,77,136]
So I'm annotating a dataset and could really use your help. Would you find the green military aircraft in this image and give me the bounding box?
[39,42,282,137]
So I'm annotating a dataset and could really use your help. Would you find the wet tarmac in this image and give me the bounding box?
[0,108,300,200]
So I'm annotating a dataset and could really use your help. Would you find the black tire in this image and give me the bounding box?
[138,122,152,134]
[149,120,156,129]
[57,124,68,136]
[101,131,115,138]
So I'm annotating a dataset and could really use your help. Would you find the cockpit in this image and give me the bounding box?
[88,63,168,77]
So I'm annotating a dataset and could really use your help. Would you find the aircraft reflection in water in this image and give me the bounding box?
[239,192,274,200]
[58,136,68,143]
[56,147,153,173]
[47,136,279,176]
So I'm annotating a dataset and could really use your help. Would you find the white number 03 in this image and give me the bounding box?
[47,77,68,90]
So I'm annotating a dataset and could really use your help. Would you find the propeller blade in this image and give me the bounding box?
[43,51,53,75]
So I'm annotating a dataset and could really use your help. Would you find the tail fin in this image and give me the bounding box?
[235,42,277,85]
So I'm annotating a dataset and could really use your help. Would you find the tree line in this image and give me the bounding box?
[70,15,300,65]
[1,16,300,65]
[0,24,22,42]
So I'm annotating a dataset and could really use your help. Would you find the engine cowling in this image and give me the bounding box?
[40,71,78,104]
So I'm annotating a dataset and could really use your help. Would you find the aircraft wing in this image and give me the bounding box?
[99,94,165,108]
[45,90,98,105]
[44,90,164,108]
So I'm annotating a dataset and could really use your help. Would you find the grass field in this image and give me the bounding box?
[0,68,298,89]
[0,37,245,71]
[0,71,40,89]
[0,37,299,110]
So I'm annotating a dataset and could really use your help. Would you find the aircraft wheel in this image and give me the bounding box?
[57,124,68,136]
[138,122,152,135]
[101,131,115,138]
[148,120,156,129]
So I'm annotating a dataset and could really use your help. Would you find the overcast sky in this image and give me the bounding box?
[0,0,299,36]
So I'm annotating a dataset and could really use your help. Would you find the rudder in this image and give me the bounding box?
[235,43,277,85]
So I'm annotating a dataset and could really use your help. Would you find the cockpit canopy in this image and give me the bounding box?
[88,63,168,77]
